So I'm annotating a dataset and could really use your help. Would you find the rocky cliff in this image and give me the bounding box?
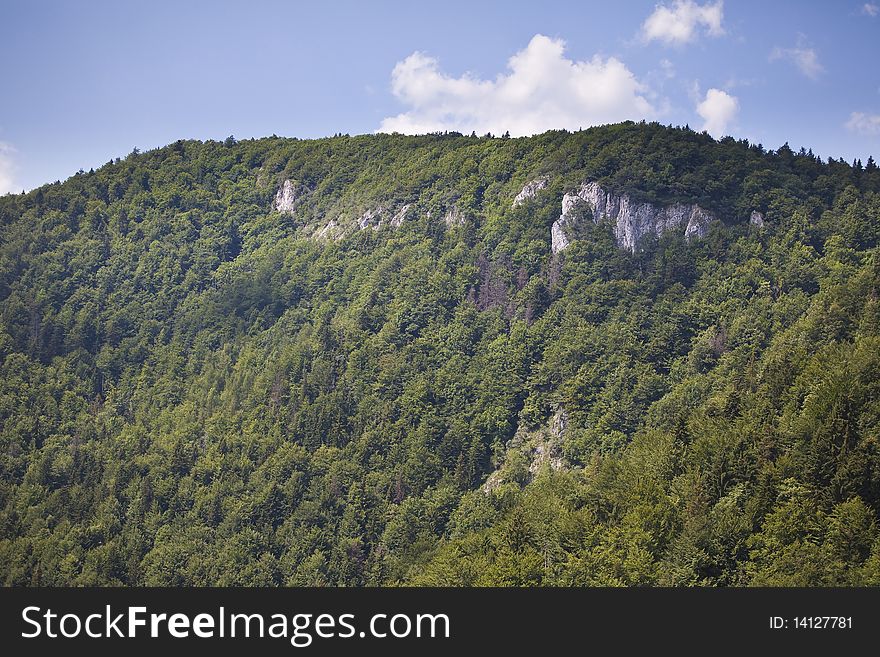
[273,179,306,215]
[274,176,718,255]
[512,177,548,207]
[551,181,715,254]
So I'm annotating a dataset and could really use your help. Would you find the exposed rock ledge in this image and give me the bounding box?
[551,181,714,254]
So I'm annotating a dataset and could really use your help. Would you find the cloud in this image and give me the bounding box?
[863,3,879,17]
[0,142,18,195]
[696,88,738,136]
[641,1,725,46]
[769,36,823,79]
[846,112,880,135]
[378,35,657,136]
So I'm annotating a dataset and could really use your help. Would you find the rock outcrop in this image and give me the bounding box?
[357,206,385,230]
[315,219,341,240]
[389,204,411,228]
[482,408,567,493]
[551,220,571,253]
[310,202,414,240]
[357,203,413,231]
[513,177,548,207]
[750,211,765,228]
[273,179,305,215]
[444,206,466,228]
[551,181,715,254]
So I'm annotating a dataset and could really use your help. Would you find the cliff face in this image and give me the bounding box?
[551,181,714,254]
[273,179,306,214]
[275,176,715,255]
[512,177,548,207]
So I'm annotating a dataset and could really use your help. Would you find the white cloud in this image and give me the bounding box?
[846,112,880,135]
[696,88,738,136]
[769,37,823,79]
[0,142,18,195]
[641,1,725,46]
[863,3,879,17]
[379,35,657,136]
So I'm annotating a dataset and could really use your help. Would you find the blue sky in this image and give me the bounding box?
[1,0,879,193]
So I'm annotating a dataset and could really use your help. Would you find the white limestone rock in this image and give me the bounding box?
[551,181,715,254]
[550,218,571,253]
[444,206,466,228]
[513,177,549,207]
[389,204,411,228]
[315,219,341,240]
[481,408,567,493]
[273,179,303,215]
[357,206,385,230]
[356,203,413,231]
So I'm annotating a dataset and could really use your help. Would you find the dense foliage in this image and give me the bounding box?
[1,122,879,585]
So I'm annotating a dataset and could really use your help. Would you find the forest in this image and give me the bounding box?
[1,121,879,585]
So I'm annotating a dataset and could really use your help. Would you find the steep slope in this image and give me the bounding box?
[1,123,879,586]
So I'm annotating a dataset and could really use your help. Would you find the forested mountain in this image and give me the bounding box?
[1,122,880,586]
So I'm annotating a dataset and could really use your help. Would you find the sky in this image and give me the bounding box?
[1,0,879,193]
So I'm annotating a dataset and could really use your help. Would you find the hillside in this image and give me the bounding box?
[1,122,880,585]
